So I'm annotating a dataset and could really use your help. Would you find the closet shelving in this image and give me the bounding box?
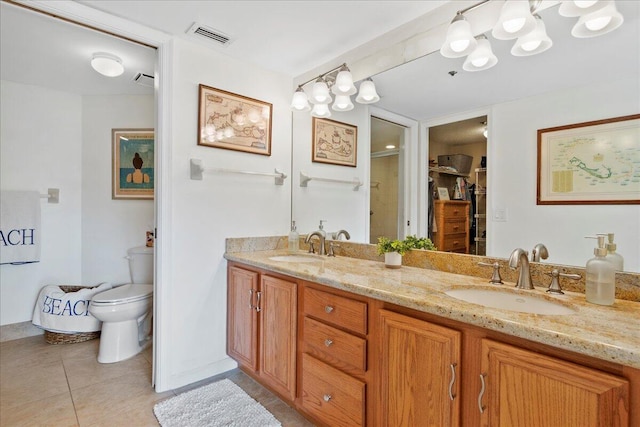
[474,167,487,255]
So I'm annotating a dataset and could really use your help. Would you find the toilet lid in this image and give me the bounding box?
[91,284,153,305]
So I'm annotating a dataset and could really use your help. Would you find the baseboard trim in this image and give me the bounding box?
[0,321,43,343]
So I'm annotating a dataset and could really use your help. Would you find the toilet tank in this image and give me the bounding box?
[127,246,154,284]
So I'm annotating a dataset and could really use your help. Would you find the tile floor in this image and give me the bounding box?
[0,335,314,426]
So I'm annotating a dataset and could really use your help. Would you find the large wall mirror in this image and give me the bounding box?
[292,1,639,272]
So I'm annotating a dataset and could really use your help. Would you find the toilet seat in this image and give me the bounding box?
[91,284,153,306]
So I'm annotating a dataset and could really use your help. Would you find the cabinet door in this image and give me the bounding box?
[259,275,297,401]
[227,266,259,371]
[379,309,461,427]
[481,339,629,427]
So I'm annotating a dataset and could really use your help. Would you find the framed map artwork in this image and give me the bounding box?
[312,117,357,167]
[537,114,640,205]
[112,128,155,200]
[197,84,272,156]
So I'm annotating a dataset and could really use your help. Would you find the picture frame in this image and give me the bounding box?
[537,114,640,205]
[197,84,272,156]
[112,128,155,200]
[312,117,357,167]
[437,187,450,200]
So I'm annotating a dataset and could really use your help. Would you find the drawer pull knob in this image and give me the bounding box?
[323,394,332,402]
[324,339,333,347]
[324,305,334,313]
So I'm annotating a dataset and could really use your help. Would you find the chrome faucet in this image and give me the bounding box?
[508,248,534,290]
[531,243,549,262]
[305,231,326,255]
[335,229,351,240]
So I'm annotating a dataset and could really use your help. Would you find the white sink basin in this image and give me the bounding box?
[445,288,577,315]
[268,254,322,263]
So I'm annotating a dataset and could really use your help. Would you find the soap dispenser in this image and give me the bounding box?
[317,220,327,238]
[585,235,615,306]
[605,233,624,271]
[288,221,299,253]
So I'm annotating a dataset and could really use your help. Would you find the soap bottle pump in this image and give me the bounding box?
[317,220,327,238]
[288,221,299,253]
[605,233,624,271]
[584,235,615,306]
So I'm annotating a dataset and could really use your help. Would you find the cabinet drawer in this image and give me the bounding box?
[301,353,365,427]
[303,317,367,372]
[442,220,466,235]
[304,287,367,335]
[441,234,467,251]
[441,203,468,218]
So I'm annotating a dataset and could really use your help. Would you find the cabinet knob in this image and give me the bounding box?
[324,305,334,313]
[324,339,333,347]
[323,394,332,402]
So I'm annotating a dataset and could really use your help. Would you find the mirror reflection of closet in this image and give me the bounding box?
[370,117,405,244]
[428,116,487,255]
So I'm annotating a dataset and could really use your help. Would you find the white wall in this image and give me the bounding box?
[489,77,640,271]
[160,38,292,388]
[0,81,82,325]
[81,95,154,285]
[292,107,371,241]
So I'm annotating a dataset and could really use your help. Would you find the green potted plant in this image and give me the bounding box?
[404,235,437,251]
[377,236,410,269]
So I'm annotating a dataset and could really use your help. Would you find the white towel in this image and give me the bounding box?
[0,191,41,264]
[32,282,113,333]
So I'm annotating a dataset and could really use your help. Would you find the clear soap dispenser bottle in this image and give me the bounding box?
[605,233,624,271]
[318,220,327,238]
[288,221,299,253]
[585,235,615,306]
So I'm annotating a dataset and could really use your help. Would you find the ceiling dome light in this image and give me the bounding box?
[90,52,124,77]
[492,0,537,40]
[511,14,553,56]
[355,78,380,104]
[311,77,332,104]
[331,64,357,96]
[440,13,477,58]
[290,86,311,111]
[311,103,331,118]
[463,35,498,72]
[571,1,623,37]
[558,0,607,17]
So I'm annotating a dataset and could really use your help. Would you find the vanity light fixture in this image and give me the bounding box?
[90,52,124,77]
[291,63,380,118]
[440,0,623,72]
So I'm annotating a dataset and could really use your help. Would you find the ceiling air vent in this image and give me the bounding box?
[132,72,154,88]
[186,22,233,46]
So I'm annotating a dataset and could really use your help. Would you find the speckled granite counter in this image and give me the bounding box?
[225,245,640,370]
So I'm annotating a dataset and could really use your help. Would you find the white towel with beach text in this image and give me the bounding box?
[0,191,41,264]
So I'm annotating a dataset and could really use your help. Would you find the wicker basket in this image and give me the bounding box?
[43,285,101,345]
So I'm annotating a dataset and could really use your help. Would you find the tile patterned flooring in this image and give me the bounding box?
[0,335,313,426]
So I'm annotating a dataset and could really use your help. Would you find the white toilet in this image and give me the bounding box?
[89,246,154,363]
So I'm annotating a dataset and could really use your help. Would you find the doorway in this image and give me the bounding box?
[369,117,405,244]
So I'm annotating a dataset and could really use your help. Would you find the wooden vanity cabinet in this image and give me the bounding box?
[432,200,470,254]
[480,339,629,427]
[227,264,297,401]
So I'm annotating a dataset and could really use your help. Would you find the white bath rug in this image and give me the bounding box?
[153,378,282,427]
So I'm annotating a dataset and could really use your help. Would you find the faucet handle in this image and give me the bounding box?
[545,269,581,294]
[478,262,503,284]
[328,242,340,257]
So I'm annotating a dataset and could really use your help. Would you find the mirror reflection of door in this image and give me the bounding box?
[370,117,405,244]
[428,116,487,255]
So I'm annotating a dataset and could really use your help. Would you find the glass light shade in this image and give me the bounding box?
[332,67,357,95]
[571,1,623,37]
[463,36,498,72]
[491,1,537,40]
[559,0,607,17]
[511,15,553,56]
[90,52,124,77]
[355,78,380,104]
[440,14,477,58]
[311,78,332,104]
[311,103,331,118]
[332,95,354,111]
[291,87,311,111]
[223,127,234,138]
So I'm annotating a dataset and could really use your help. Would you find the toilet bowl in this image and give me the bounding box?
[89,246,153,363]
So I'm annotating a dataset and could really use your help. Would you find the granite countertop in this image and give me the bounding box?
[225,249,640,369]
